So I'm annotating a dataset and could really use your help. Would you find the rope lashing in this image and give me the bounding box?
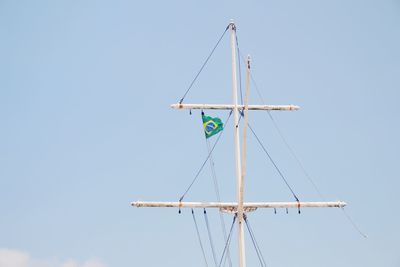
[297,201,301,214]
[178,200,182,214]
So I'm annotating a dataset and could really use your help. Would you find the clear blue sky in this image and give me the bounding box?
[1,1,399,266]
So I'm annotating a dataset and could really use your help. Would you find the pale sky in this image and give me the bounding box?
[1,1,399,266]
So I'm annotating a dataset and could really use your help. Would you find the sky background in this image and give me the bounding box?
[1,1,400,266]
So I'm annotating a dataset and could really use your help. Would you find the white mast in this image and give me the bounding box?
[228,21,246,267]
[131,21,347,267]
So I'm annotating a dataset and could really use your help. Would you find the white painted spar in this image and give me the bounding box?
[171,103,300,111]
[131,201,347,209]
[229,22,246,267]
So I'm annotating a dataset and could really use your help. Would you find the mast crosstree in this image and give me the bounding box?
[131,22,346,267]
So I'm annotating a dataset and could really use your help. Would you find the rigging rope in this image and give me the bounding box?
[205,139,233,267]
[240,54,367,236]
[340,207,368,238]
[192,209,209,267]
[179,25,229,104]
[234,54,301,203]
[204,209,218,267]
[244,216,267,267]
[246,120,300,202]
[179,111,232,202]
[247,66,325,200]
[218,215,236,267]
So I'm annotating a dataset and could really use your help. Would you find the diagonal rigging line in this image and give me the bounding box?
[237,49,323,201]
[179,111,232,202]
[265,110,326,200]
[192,209,209,267]
[218,215,236,267]
[236,50,367,236]
[205,139,232,267]
[204,209,218,267]
[341,207,368,238]
[243,60,368,235]
[247,121,299,202]
[179,25,229,104]
[245,217,267,267]
[249,68,325,201]
[251,76,368,236]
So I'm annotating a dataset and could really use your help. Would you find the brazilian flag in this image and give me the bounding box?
[202,114,223,139]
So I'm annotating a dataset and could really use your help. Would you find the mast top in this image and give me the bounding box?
[229,19,236,30]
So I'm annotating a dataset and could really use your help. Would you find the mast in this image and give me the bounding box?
[131,21,347,267]
[229,21,246,267]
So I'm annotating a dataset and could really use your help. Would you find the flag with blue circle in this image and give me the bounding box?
[202,114,223,139]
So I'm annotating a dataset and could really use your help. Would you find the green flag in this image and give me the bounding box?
[202,114,223,139]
